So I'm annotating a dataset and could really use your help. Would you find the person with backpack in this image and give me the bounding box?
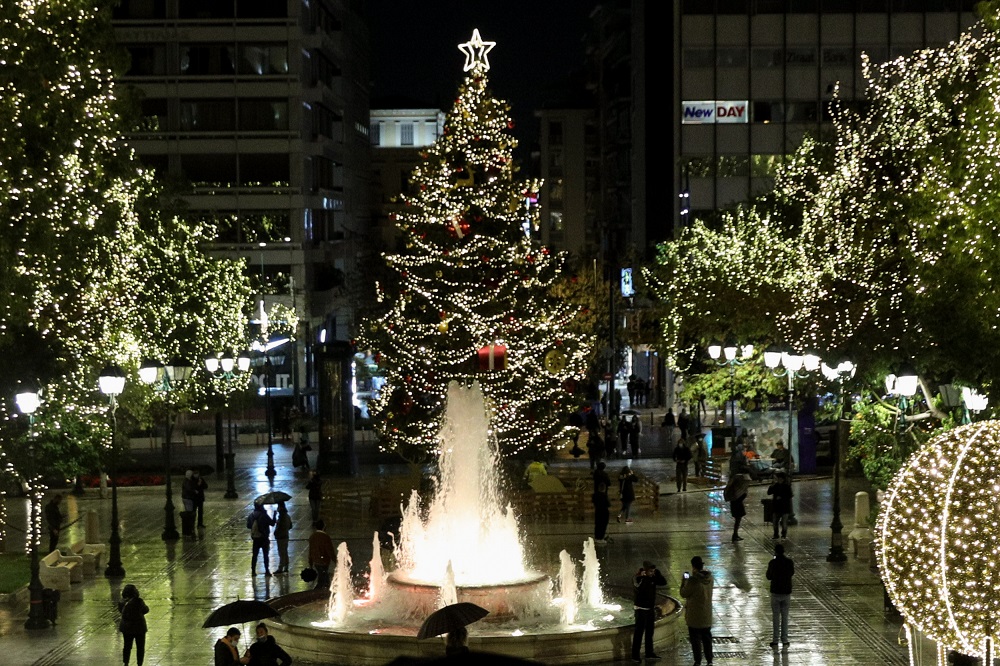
[247,500,274,576]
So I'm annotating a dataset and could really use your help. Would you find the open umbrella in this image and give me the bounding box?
[417,602,489,639]
[254,491,292,505]
[203,599,280,628]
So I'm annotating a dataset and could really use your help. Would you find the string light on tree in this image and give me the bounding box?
[360,30,592,459]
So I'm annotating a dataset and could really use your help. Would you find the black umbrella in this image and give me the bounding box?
[203,599,280,628]
[255,491,292,505]
[417,602,489,639]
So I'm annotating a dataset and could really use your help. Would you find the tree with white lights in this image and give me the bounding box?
[362,30,591,460]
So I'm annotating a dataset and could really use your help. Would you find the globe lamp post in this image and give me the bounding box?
[16,388,48,629]
[205,351,251,498]
[99,365,126,578]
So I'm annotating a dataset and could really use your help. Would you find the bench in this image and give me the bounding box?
[70,540,106,576]
[39,550,84,591]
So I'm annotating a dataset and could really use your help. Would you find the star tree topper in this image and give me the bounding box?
[459,28,496,72]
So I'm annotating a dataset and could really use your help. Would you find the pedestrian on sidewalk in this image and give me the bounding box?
[627,375,637,407]
[247,500,274,576]
[592,462,612,543]
[587,428,605,470]
[680,555,715,666]
[193,469,208,528]
[673,437,692,492]
[273,501,292,574]
[631,560,666,663]
[44,494,63,554]
[693,435,708,478]
[308,519,336,590]
[118,583,149,666]
[214,627,248,665]
[306,470,323,523]
[246,623,293,665]
[724,473,749,542]
[677,409,690,441]
[767,471,794,540]
[766,543,794,648]
[182,469,197,513]
[617,465,637,523]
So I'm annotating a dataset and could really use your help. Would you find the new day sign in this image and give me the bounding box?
[681,100,749,124]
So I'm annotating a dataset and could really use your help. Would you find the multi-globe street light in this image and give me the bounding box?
[708,339,755,430]
[205,351,251,499]
[139,358,193,541]
[99,364,126,578]
[821,358,856,563]
[15,387,48,629]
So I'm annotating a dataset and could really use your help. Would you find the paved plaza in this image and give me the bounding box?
[0,424,914,665]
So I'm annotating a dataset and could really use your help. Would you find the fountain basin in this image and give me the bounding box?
[386,570,551,619]
[266,590,684,665]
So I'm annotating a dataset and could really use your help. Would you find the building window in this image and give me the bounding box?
[822,48,853,66]
[113,0,166,19]
[717,48,748,67]
[400,123,414,146]
[370,123,381,146]
[182,154,237,185]
[548,149,563,178]
[125,46,167,76]
[238,99,289,131]
[549,210,564,232]
[180,44,236,76]
[179,99,236,131]
[785,48,817,65]
[549,121,563,146]
[238,44,289,75]
[683,48,715,68]
[549,178,564,205]
[138,98,168,131]
[240,154,290,186]
[752,48,784,69]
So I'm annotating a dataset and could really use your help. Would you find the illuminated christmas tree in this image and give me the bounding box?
[362,30,591,460]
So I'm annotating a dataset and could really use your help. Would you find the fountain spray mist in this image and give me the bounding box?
[581,538,603,608]
[557,550,579,626]
[328,542,354,624]
[393,382,529,587]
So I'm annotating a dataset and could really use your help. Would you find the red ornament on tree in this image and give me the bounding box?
[477,343,507,371]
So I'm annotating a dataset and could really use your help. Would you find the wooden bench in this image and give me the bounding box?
[39,550,84,591]
[70,540,106,576]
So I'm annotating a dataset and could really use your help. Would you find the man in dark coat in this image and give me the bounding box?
[118,583,149,666]
[677,409,690,440]
[309,519,336,590]
[192,469,208,528]
[247,500,274,576]
[592,462,612,543]
[44,494,63,554]
[672,438,692,492]
[631,560,666,662]
[765,543,794,647]
[247,623,292,665]
[767,472,794,539]
[214,627,247,665]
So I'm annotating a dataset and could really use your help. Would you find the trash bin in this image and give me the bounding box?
[42,588,60,625]
[711,427,736,456]
[761,498,774,524]
[180,510,195,536]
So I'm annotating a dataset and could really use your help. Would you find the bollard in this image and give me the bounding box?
[848,491,874,558]
[86,509,101,544]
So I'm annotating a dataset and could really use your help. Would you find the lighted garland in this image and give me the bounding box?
[877,420,1000,658]
[360,30,592,458]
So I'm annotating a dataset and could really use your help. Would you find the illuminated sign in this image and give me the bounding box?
[621,268,635,298]
[681,100,749,124]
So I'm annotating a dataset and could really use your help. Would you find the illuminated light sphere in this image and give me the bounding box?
[877,420,1000,658]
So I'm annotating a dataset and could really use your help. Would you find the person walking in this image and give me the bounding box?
[672,437,692,492]
[306,471,323,524]
[246,623,293,665]
[617,465,637,524]
[766,543,794,648]
[677,409,690,441]
[272,501,293,574]
[308,519,336,590]
[592,462,612,543]
[661,408,676,447]
[192,469,208,528]
[181,469,196,513]
[214,627,248,665]
[767,471,794,540]
[680,556,715,666]
[627,375,637,408]
[247,500,274,576]
[118,584,149,666]
[44,494,63,554]
[631,560,666,663]
[586,426,605,470]
[693,435,708,478]
[724,473,749,542]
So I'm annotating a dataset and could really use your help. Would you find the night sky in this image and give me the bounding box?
[366,1,596,150]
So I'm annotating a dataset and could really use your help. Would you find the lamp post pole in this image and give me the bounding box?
[826,359,855,563]
[16,389,48,630]
[708,340,754,445]
[206,352,250,498]
[264,355,276,479]
[100,365,127,578]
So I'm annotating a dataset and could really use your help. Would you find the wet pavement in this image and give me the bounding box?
[0,419,911,665]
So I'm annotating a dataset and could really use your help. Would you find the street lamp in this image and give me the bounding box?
[205,351,251,499]
[823,357,856,564]
[15,387,48,630]
[99,364,126,578]
[708,339,754,429]
[139,357,193,541]
[960,386,989,424]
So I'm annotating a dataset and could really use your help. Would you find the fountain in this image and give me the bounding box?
[265,382,681,664]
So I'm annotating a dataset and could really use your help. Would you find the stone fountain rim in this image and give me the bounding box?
[386,569,550,590]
